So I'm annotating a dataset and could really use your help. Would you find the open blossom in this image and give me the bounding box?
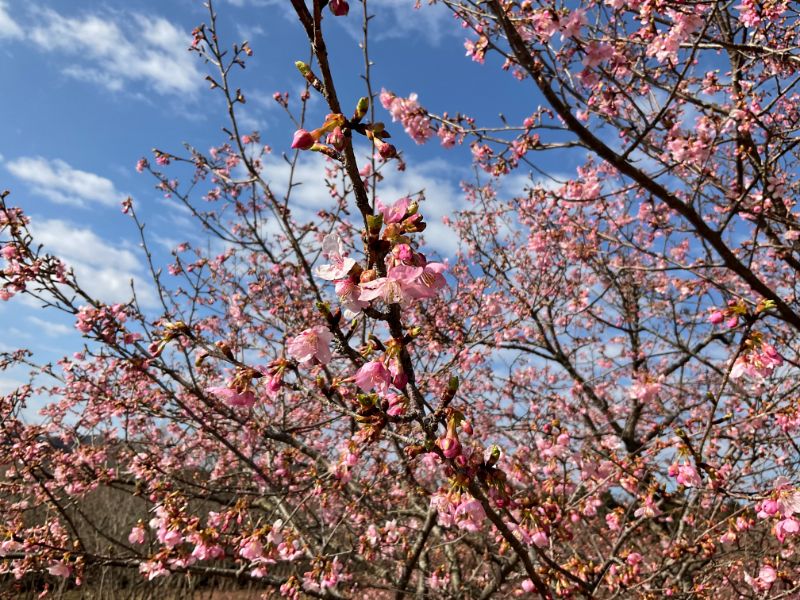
[140,560,169,581]
[239,535,264,560]
[775,477,800,517]
[583,41,614,68]
[315,233,356,281]
[359,265,439,306]
[418,262,447,295]
[128,524,146,545]
[379,89,432,144]
[669,462,702,488]
[454,497,485,531]
[628,375,662,403]
[744,564,777,592]
[730,343,783,380]
[207,385,257,408]
[335,278,368,318]
[559,8,586,39]
[48,562,72,578]
[287,325,333,365]
[355,360,391,394]
[775,517,800,542]
[633,495,662,519]
[377,197,411,224]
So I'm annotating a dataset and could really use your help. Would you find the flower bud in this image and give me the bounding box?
[404,444,425,459]
[330,0,349,16]
[438,435,461,459]
[354,96,369,121]
[291,129,316,150]
[327,126,345,151]
[360,269,377,284]
[377,141,397,159]
[366,213,384,235]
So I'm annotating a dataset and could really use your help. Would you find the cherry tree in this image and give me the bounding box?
[3,0,800,598]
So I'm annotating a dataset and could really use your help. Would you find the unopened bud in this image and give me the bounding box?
[329,0,349,16]
[316,301,333,319]
[376,140,397,159]
[291,129,316,150]
[360,269,378,284]
[295,61,311,77]
[447,376,459,394]
[354,96,369,121]
[215,341,234,360]
[404,444,425,459]
[326,126,345,151]
[366,213,384,234]
[486,444,501,467]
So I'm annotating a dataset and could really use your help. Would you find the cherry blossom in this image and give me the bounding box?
[314,232,356,281]
[286,325,333,365]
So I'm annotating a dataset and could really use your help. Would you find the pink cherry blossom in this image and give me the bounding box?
[354,360,391,394]
[335,278,368,319]
[206,385,257,408]
[775,517,799,542]
[47,562,72,578]
[359,265,430,306]
[315,233,357,281]
[379,89,432,144]
[287,325,334,365]
[377,197,411,224]
[128,524,146,545]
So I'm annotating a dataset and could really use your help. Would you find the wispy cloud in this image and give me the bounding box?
[30,219,157,308]
[258,151,464,257]
[26,9,202,96]
[6,156,123,208]
[27,316,74,337]
[0,0,22,39]
[336,0,457,46]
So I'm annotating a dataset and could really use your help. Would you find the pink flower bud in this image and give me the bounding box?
[708,310,725,325]
[378,141,397,159]
[438,435,461,459]
[326,126,345,151]
[291,129,316,150]
[392,371,408,389]
[725,315,739,329]
[330,0,349,16]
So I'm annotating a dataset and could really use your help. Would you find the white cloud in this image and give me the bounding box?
[258,151,464,257]
[0,0,22,40]
[335,0,456,46]
[0,376,25,395]
[27,316,74,337]
[375,157,464,257]
[222,0,454,46]
[30,219,157,308]
[6,156,123,208]
[28,9,202,96]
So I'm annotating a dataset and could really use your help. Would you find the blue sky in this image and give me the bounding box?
[0,0,575,406]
